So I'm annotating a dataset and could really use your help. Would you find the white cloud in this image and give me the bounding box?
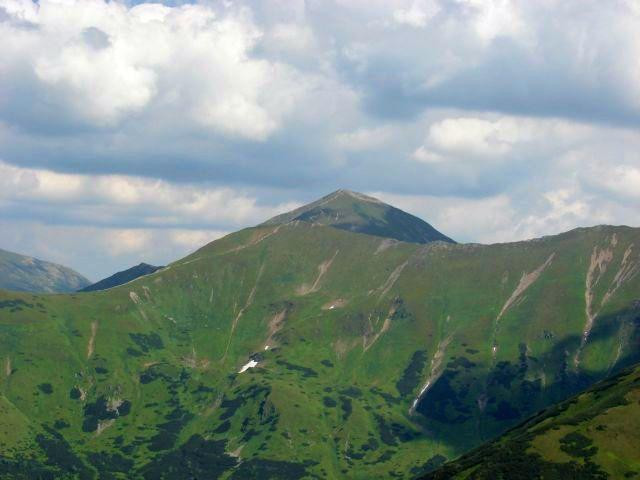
[103,229,153,256]
[0,160,299,228]
[170,229,227,249]
[0,220,229,280]
[581,162,640,201]
[371,185,640,246]
[0,0,308,139]
[393,0,440,28]
[461,0,527,44]
[412,114,597,163]
[411,146,445,164]
[370,191,518,243]
[334,126,394,151]
[1,0,640,280]
[426,116,540,157]
[267,23,316,53]
[428,117,516,156]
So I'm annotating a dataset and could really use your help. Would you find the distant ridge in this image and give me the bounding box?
[0,248,90,293]
[263,189,454,244]
[79,263,163,292]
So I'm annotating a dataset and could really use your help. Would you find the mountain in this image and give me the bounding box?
[0,192,639,479]
[0,248,91,293]
[422,362,640,479]
[79,263,163,293]
[262,189,455,244]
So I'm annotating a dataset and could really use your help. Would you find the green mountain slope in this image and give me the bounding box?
[422,362,640,479]
[0,248,91,293]
[0,194,639,479]
[79,263,163,292]
[262,189,454,244]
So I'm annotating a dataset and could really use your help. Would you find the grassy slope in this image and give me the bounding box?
[0,248,91,293]
[0,223,639,478]
[422,362,640,479]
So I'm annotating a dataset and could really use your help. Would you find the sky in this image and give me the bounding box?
[1,0,640,280]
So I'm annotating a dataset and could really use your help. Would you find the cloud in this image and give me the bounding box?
[0,0,308,138]
[0,160,300,228]
[427,117,518,156]
[104,229,153,256]
[329,0,640,125]
[413,115,594,162]
[0,0,639,279]
[0,220,228,280]
[393,1,440,28]
[334,126,394,151]
[0,159,301,278]
[372,184,640,245]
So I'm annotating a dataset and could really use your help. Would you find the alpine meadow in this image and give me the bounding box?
[1,0,640,479]
[2,191,640,478]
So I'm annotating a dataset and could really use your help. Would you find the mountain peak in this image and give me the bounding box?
[330,189,383,203]
[0,247,91,293]
[79,262,163,292]
[263,190,454,244]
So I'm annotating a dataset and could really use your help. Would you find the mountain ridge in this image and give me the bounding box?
[422,361,640,479]
[1,193,639,479]
[79,263,163,293]
[0,248,90,293]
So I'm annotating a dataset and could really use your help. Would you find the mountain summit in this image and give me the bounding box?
[79,263,163,292]
[263,189,454,244]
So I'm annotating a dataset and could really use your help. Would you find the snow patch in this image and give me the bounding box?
[238,360,258,373]
[410,381,430,411]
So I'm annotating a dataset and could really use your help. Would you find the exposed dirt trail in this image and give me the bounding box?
[222,264,264,359]
[497,253,555,322]
[224,226,282,254]
[363,303,397,352]
[128,291,148,322]
[609,320,631,374]
[602,244,638,306]
[409,335,452,414]
[575,241,639,367]
[265,309,287,348]
[575,244,614,366]
[491,253,555,357]
[374,238,398,255]
[129,291,141,304]
[87,321,98,359]
[297,250,339,295]
[377,261,408,300]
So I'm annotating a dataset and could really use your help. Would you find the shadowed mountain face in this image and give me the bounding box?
[0,248,90,293]
[79,263,163,292]
[422,362,640,479]
[263,189,455,244]
[0,192,639,479]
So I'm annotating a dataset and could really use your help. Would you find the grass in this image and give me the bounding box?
[424,362,640,479]
[0,221,639,478]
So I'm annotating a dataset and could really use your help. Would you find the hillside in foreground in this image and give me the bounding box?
[0,191,639,479]
[422,361,640,479]
[0,248,90,293]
